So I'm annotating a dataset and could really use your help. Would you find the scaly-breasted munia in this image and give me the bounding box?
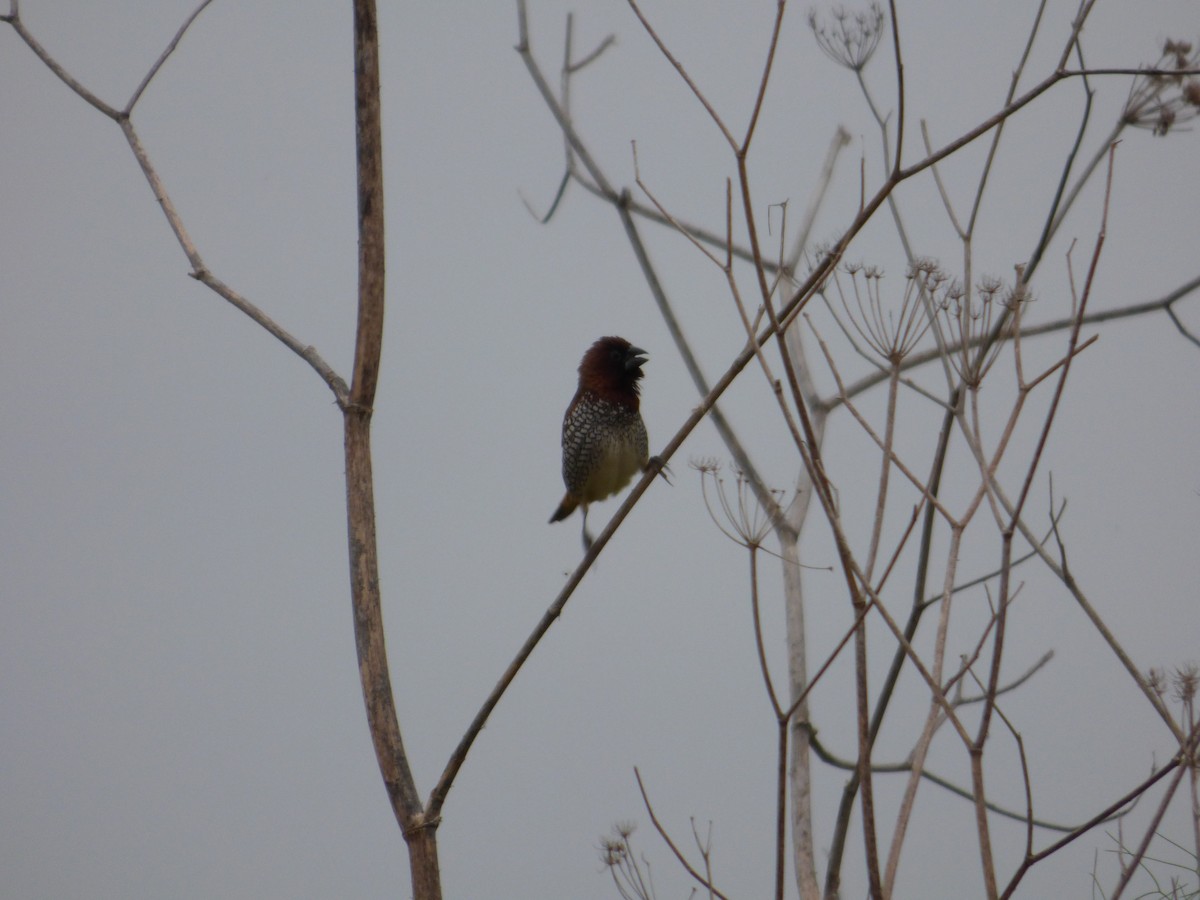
[550,336,651,550]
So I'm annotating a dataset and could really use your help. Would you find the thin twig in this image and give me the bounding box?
[622,0,736,149]
[1000,736,1195,899]
[125,0,216,114]
[634,769,732,900]
[749,548,784,719]
[741,0,788,153]
[3,4,121,118]
[965,0,1050,238]
[1026,40,1097,279]
[1103,730,1200,900]
[809,732,1101,832]
[886,0,905,174]
[6,10,349,403]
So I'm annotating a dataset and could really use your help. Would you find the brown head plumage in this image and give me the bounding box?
[576,336,646,407]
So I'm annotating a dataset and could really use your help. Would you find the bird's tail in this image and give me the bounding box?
[549,493,579,523]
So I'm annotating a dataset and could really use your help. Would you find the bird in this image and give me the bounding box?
[550,336,653,551]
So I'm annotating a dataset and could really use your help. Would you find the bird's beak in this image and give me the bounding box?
[626,346,649,370]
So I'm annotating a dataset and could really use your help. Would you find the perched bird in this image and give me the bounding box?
[550,336,652,550]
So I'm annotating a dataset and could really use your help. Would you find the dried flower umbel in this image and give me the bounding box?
[1123,39,1200,136]
[934,270,1032,388]
[693,459,781,549]
[1173,664,1198,708]
[821,260,937,366]
[1146,663,1198,732]
[809,3,885,73]
[599,823,656,900]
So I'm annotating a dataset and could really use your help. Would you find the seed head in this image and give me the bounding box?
[1123,39,1200,136]
[809,3,886,73]
[696,460,782,548]
[933,270,1031,388]
[1173,664,1198,706]
[820,260,937,366]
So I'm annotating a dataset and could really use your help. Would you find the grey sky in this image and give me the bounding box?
[2,2,1198,898]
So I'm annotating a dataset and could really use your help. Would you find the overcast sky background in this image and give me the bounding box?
[2,2,1198,898]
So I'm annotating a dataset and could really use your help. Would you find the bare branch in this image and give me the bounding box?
[741,1,788,152]
[634,769,732,900]
[956,650,1055,706]
[1166,299,1200,348]
[515,0,618,199]
[567,30,615,73]
[886,0,905,173]
[4,6,351,403]
[622,0,737,149]
[519,168,570,224]
[125,0,216,114]
[3,4,121,118]
[809,732,1103,832]
[1004,734,1197,898]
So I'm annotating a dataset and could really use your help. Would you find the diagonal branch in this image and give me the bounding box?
[999,721,1200,899]
[622,0,737,149]
[3,1,121,118]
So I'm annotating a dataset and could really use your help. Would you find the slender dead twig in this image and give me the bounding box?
[622,0,737,149]
[3,1,121,117]
[126,0,218,113]
[1082,729,1198,900]
[808,727,1105,833]
[999,725,1200,899]
[886,0,905,174]
[634,769,732,900]
[2,2,350,404]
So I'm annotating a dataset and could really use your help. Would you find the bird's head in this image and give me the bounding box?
[578,336,648,400]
